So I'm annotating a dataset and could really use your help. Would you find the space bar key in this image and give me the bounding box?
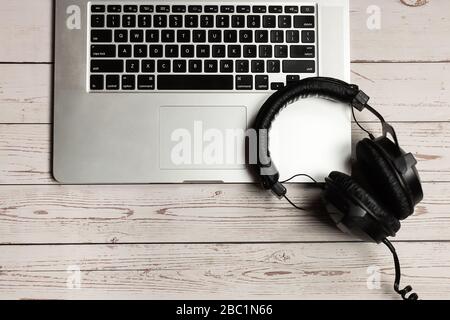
[158,75,234,90]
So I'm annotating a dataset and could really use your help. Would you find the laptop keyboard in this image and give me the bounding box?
[88,3,317,92]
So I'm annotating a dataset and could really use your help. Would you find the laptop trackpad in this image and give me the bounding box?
[159,106,247,170]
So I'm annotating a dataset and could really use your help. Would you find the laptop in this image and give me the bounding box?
[53,0,350,183]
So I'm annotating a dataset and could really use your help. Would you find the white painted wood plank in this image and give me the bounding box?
[1,123,448,184]
[1,63,449,124]
[0,182,446,244]
[1,1,449,62]
[0,243,448,299]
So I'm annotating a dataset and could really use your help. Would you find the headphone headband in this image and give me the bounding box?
[253,77,371,197]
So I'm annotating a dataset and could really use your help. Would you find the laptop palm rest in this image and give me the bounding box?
[159,106,248,171]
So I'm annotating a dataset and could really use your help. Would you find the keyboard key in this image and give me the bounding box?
[115,30,128,42]
[204,60,218,72]
[224,30,237,43]
[106,75,120,90]
[270,30,284,43]
[290,45,315,58]
[91,30,112,42]
[124,5,138,13]
[255,30,268,43]
[146,30,159,42]
[197,45,210,57]
[285,6,299,13]
[185,15,199,28]
[172,5,186,13]
[158,75,233,90]
[126,60,139,73]
[259,45,272,58]
[193,30,206,42]
[140,5,154,13]
[91,5,105,13]
[134,45,147,57]
[181,45,195,57]
[107,5,121,13]
[228,45,241,58]
[138,75,155,90]
[200,15,214,28]
[118,45,132,57]
[205,6,219,13]
[138,15,152,27]
[158,60,171,73]
[236,75,253,90]
[165,45,179,57]
[247,15,261,28]
[263,15,276,28]
[251,60,265,73]
[142,60,155,72]
[91,60,124,73]
[156,5,170,13]
[275,45,288,58]
[278,16,291,28]
[107,15,121,28]
[255,75,269,90]
[169,15,183,28]
[269,6,283,13]
[286,75,300,84]
[90,75,104,90]
[267,60,280,73]
[236,60,249,73]
[208,30,222,43]
[173,60,187,72]
[122,15,136,27]
[220,60,234,73]
[237,6,251,13]
[302,30,315,43]
[162,30,175,42]
[232,15,245,28]
[189,60,203,73]
[283,60,315,73]
[216,16,230,28]
[91,45,116,58]
[271,82,284,90]
[154,15,167,27]
[253,6,266,13]
[149,45,163,57]
[301,6,315,14]
[130,30,143,42]
[243,45,257,58]
[240,30,253,43]
[294,16,315,28]
[212,45,226,58]
[286,30,300,43]
[122,75,135,90]
[188,5,202,13]
[91,15,105,28]
[221,6,234,13]
[177,30,191,42]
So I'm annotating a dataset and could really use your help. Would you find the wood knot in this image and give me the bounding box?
[400,0,428,7]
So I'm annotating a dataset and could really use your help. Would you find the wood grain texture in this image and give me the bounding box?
[1,63,449,124]
[0,242,449,299]
[0,182,447,244]
[1,0,449,62]
[1,123,448,184]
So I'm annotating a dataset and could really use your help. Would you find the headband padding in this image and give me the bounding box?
[329,172,401,235]
[356,138,412,220]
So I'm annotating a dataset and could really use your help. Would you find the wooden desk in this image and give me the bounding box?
[0,0,449,299]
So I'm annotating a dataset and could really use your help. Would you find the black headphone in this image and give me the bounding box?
[253,77,424,300]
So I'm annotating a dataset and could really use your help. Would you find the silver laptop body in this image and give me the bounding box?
[54,0,350,183]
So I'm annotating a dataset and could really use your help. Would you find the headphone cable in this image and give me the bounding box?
[352,106,376,140]
[382,238,419,300]
[281,174,323,211]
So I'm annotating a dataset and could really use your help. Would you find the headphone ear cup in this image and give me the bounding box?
[356,138,412,220]
[323,172,401,243]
